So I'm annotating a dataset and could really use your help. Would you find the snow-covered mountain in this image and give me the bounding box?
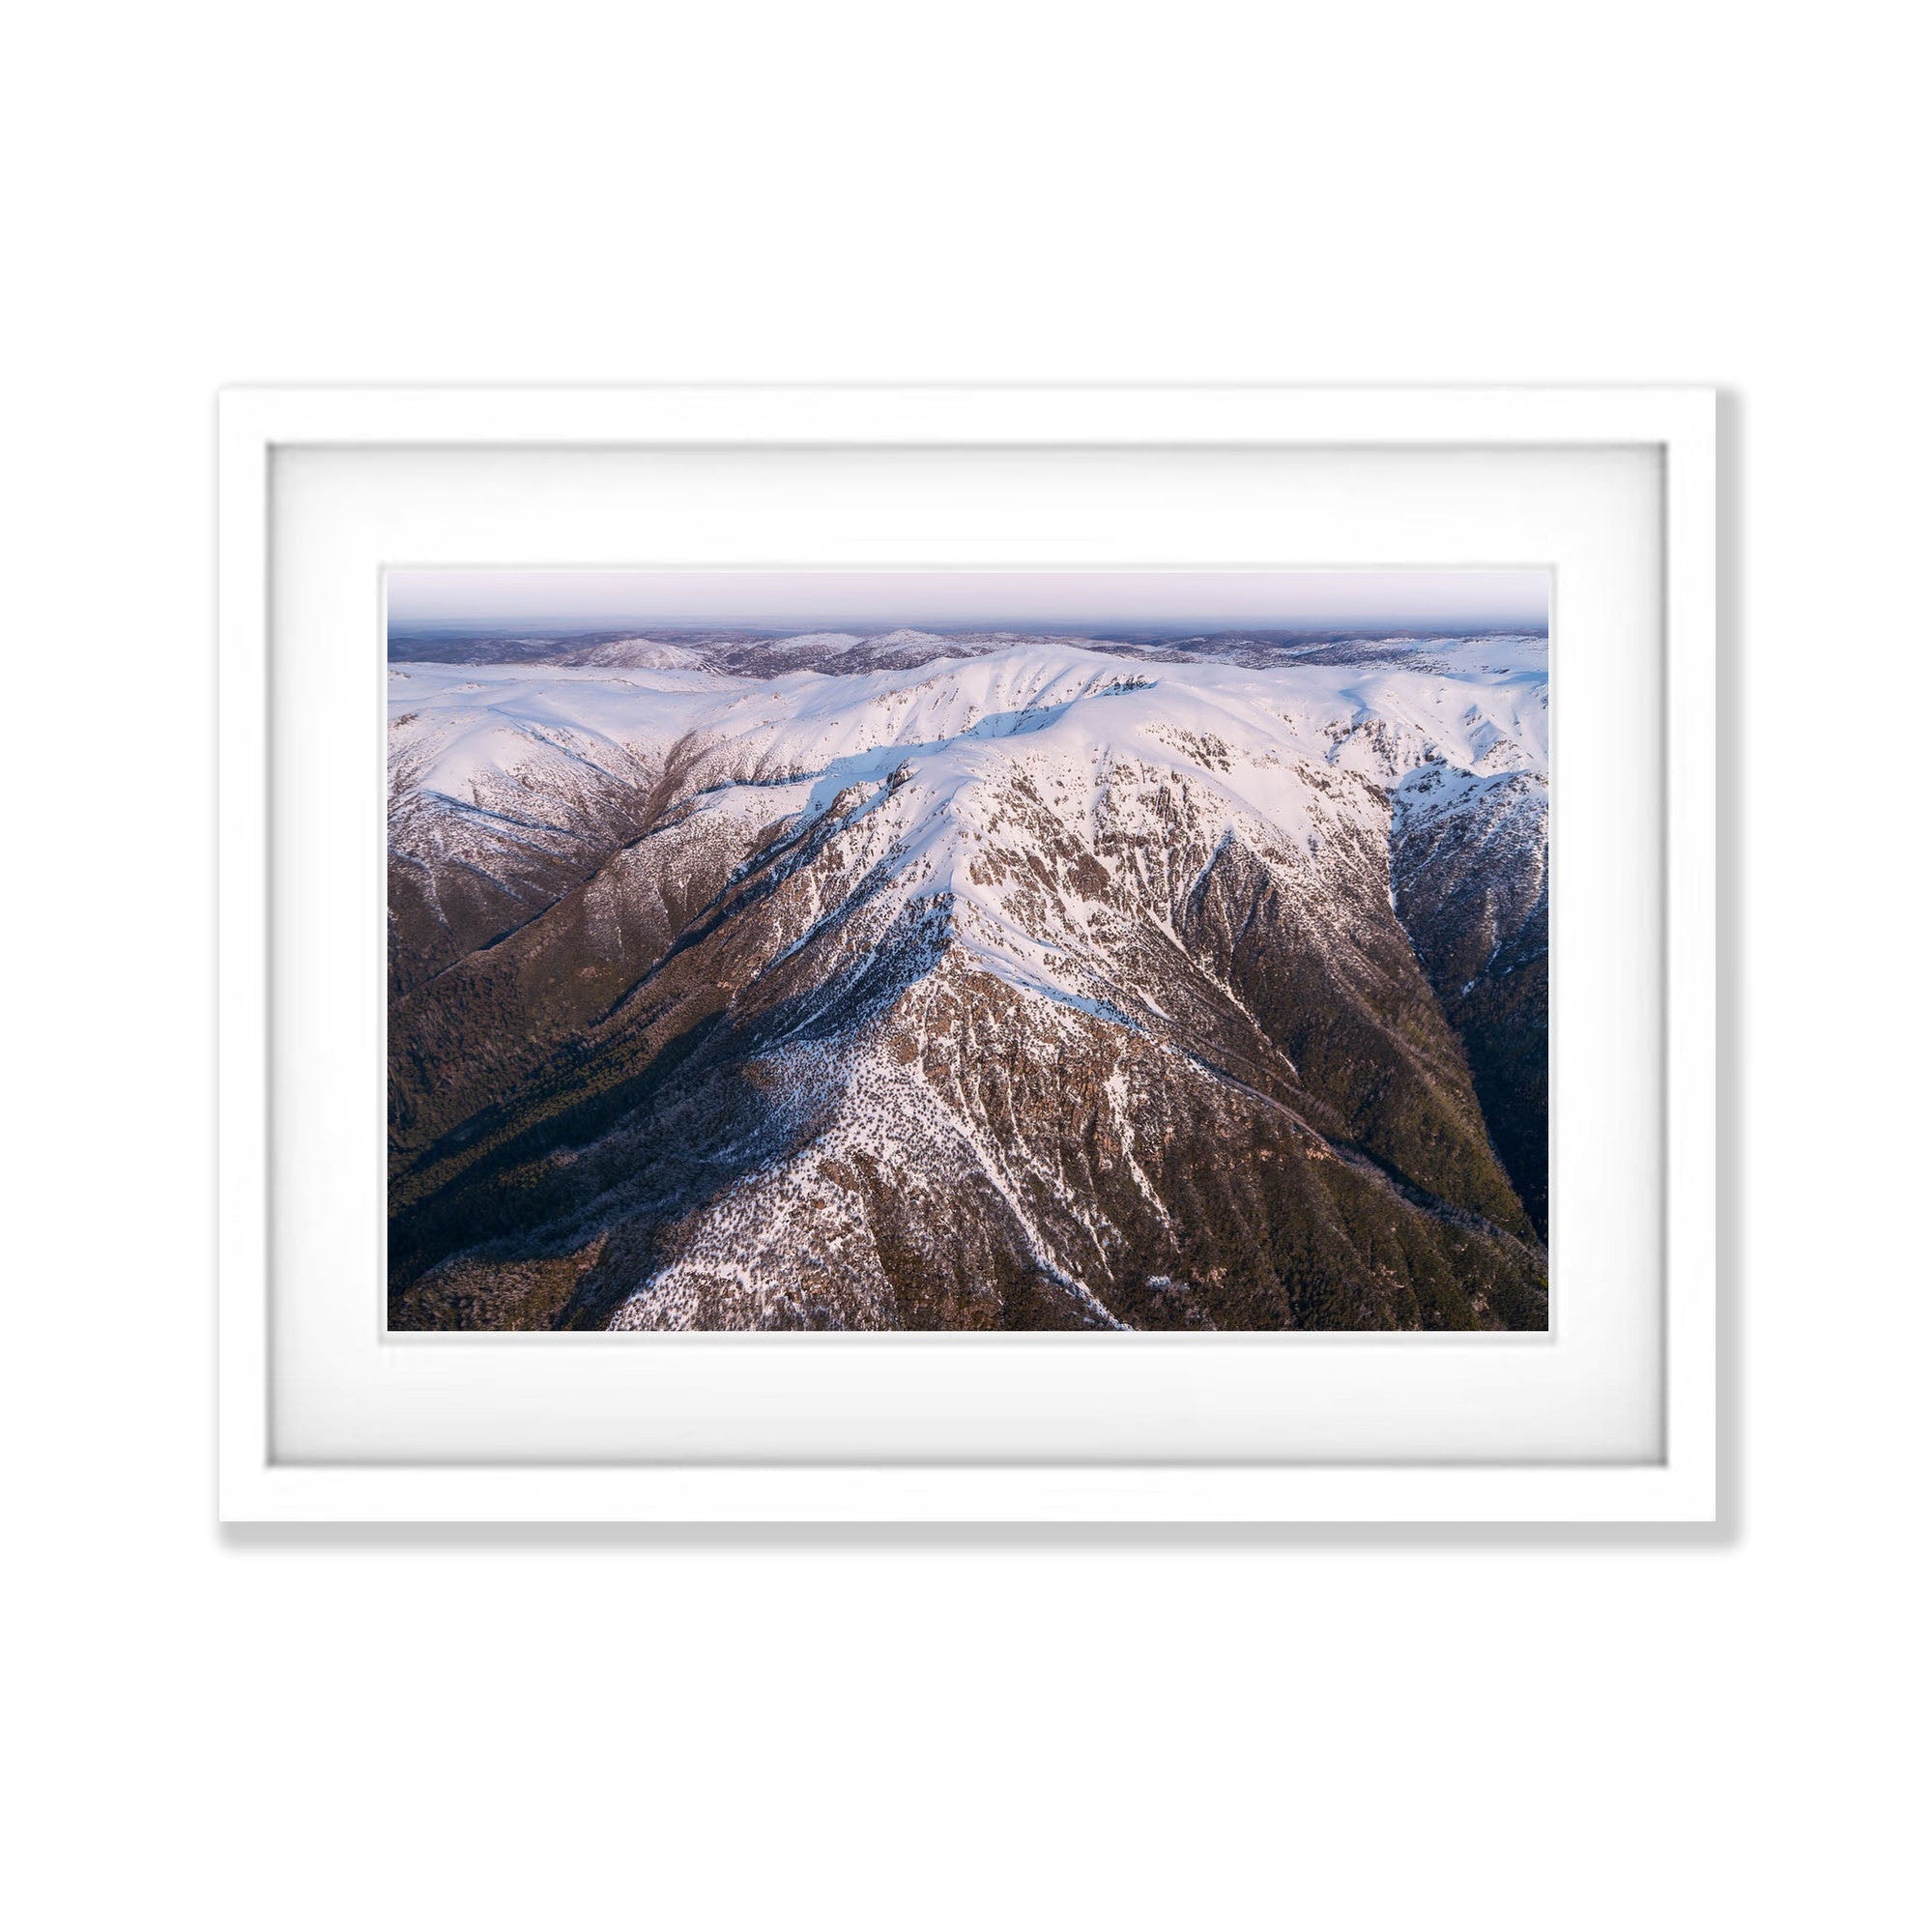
[388,623,1549,679]
[388,634,1549,1330]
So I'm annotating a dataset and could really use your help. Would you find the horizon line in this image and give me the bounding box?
[387,616,1550,640]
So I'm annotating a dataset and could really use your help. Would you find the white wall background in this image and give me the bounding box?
[8,4,1923,1927]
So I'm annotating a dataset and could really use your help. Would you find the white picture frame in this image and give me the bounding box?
[218,385,1716,1523]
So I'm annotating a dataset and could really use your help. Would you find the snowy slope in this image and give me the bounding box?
[387,636,1550,1331]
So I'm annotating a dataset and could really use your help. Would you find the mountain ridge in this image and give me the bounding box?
[387,633,1549,1330]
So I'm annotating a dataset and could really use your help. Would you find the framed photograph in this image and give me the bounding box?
[218,385,1716,1521]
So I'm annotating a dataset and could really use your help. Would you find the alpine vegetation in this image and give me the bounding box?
[388,612,1549,1331]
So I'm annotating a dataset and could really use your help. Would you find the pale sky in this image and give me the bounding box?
[386,569,1548,634]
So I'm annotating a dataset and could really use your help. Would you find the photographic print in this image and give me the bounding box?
[387,569,1549,1333]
